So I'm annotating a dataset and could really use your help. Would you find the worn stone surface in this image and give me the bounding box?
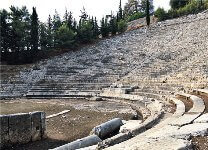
[0,115,9,148]
[31,111,46,141]
[0,112,46,148]
[9,113,32,144]
[1,11,208,98]
[194,113,208,123]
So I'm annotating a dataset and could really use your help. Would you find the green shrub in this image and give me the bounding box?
[117,19,127,33]
[56,24,76,48]
[77,20,94,43]
[154,7,167,21]
[155,0,208,22]
[167,9,179,19]
[126,12,145,22]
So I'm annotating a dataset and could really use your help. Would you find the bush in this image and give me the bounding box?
[117,20,127,33]
[77,20,94,43]
[154,7,167,21]
[206,0,208,9]
[155,0,208,22]
[167,9,179,19]
[56,24,76,48]
[126,12,145,22]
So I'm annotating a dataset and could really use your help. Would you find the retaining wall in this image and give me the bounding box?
[0,111,46,149]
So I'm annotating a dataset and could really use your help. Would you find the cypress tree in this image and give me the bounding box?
[30,7,39,52]
[146,0,150,26]
[118,0,123,20]
[47,15,53,48]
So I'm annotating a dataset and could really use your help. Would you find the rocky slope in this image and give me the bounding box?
[1,10,208,98]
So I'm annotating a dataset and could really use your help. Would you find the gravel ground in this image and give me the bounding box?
[0,99,136,150]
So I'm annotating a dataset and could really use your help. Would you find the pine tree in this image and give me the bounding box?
[30,7,39,52]
[146,0,150,26]
[100,17,109,38]
[10,6,30,53]
[0,9,11,54]
[39,23,48,50]
[63,9,69,23]
[66,11,73,29]
[110,16,117,35]
[52,10,62,47]
[93,17,99,38]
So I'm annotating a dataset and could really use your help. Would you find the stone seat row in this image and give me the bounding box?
[103,89,208,150]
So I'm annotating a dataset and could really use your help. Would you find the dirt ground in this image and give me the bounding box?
[0,98,136,150]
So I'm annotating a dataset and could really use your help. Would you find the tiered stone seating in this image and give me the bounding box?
[103,91,207,150]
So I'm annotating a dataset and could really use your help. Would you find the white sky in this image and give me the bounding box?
[0,0,170,22]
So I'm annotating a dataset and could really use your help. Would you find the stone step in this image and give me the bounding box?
[169,98,185,117]
[134,89,174,95]
[28,89,101,93]
[175,93,205,113]
[169,94,205,126]
[130,92,163,100]
[193,88,208,96]
[25,91,97,99]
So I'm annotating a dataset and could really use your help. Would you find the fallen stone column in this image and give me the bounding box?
[51,135,102,150]
[99,132,132,148]
[90,118,123,139]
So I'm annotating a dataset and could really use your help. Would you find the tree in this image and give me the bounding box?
[10,6,30,52]
[52,10,62,47]
[146,0,150,26]
[72,18,77,31]
[56,24,76,48]
[170,0,189,9]
[110,16,118,35]
[47,15,53,48]
[118,0,123,20]
[141,0,154,13]
[30,7,39,52]
[0,9,11,54]
[39,23,48,50]
[154,7,167,21]
[117,19,127,33]
[77,19,94,43]
[64,9,73,29]
[93,17,99,38]
[100,17,109,38]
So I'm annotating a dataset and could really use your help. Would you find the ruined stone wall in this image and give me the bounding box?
[0,111,46,149]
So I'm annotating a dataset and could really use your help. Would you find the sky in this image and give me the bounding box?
[0,0,170,22]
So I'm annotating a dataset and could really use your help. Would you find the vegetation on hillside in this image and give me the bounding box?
[155,0,208,21]
[0,1,127,64]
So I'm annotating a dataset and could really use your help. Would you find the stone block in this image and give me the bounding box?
[0,115,9,148]
[9,113,32,144]
[31,111,46,141]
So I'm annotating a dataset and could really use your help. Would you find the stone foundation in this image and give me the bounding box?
[0,111,46,149]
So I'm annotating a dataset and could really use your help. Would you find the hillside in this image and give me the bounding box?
[1,10,208,98]
[1,9,208,150]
